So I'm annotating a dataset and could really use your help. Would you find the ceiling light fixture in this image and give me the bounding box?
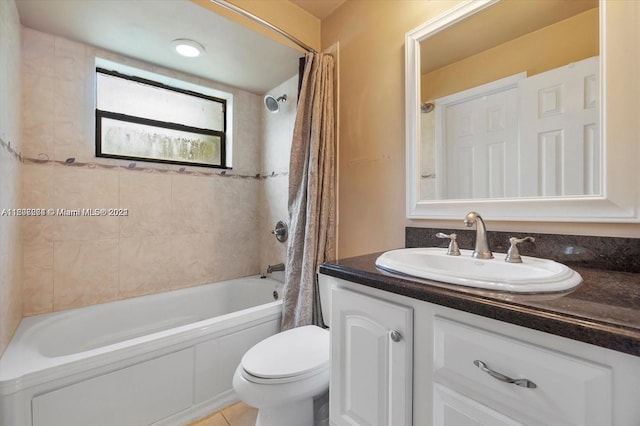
[171,39,205,58]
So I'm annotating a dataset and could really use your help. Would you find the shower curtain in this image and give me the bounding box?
[282,52,336,330]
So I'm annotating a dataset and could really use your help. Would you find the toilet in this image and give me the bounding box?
[232,277,331,426]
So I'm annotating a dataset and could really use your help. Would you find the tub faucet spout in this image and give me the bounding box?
[464,211,493,259]
[267,263,285,274]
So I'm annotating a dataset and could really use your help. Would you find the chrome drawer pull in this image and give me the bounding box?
[473,360,537,389]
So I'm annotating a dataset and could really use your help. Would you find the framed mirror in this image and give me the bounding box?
[405,0,639,222]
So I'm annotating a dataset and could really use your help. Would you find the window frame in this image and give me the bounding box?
[95,67,228,169]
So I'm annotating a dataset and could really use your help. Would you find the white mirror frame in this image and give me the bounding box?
[405,0,640,222]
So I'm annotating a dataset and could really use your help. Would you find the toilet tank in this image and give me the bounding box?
[318,274,333,327]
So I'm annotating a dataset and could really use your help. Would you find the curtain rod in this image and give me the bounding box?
[208,0,318,54]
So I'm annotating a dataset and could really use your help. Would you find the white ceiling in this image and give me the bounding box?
[15,0,303,94]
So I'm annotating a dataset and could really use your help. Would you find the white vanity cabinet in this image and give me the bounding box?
[330,287,413,426]
[323,275,640,426]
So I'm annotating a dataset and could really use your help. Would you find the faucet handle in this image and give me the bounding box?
[436,232,461,256]
[505,236,535,263]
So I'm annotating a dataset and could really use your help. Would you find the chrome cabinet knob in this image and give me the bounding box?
[390,330,402,342]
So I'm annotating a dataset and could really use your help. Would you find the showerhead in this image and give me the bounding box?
[421,102,435,113]
[264,94,287,113]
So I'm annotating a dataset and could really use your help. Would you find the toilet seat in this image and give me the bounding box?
[240,363,329,385]
[240,325,329,384]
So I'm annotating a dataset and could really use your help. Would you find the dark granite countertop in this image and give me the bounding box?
[319,252,640,357]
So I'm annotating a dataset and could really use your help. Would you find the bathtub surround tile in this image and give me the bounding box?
[53,79,86,162]
[21,72,55,160]
[1,0,22,355]
[0,202,23,354]
[231,90,261,176]
[212,179,260,281]
[211,236,260,282]
[53,239,119,311]
[21,163,54,242]
[119,236,172,298]
[258,75,296,275]
[171,174,216,235]
[53,56,84,142]
[54,36,85,82]
[22,28,55,77]
[171,233,217,289]
[260,175,289,273]
[23,240,54,315]
[18,29,291,318]
[261,77,295,175]
[119,171,171,237]
[53,166,120,241]
[53,44,95,164]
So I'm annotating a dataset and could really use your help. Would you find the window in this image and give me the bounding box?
[95,67,228,168]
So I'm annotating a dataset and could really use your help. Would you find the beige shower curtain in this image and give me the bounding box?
[281,52,336,330]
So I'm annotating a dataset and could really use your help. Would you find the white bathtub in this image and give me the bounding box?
[0,275,283,426]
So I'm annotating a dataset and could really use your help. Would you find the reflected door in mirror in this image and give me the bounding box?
[519,56,599,197]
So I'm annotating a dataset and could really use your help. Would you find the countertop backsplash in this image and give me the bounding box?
[406,227,640,274]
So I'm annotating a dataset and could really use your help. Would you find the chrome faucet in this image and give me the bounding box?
[464,211,493,259]
[266,263,285,273]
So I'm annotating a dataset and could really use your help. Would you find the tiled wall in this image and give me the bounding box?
[260,76,298,275]
[0,0,23,355]
[21,27,292,316]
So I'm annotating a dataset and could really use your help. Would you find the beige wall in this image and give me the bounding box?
[422,8,598,101]
[20,28,294,316]
[323,1,640,259]
[0,0,23,355]
[322,1,461,257]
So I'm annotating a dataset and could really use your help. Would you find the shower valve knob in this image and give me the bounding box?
[271,221,288,243]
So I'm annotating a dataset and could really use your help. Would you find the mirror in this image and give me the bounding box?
[420,0,599,201]
[405,0,639,222]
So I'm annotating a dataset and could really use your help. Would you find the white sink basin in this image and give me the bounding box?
[375,248,582,293]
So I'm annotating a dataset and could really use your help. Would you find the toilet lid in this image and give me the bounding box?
[241,325,329,379]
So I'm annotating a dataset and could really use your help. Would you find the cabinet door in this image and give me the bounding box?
[330,287,413,426]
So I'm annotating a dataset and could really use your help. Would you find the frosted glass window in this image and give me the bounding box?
[95,68,227,168]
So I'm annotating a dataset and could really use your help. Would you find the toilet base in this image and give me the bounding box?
[255,397,313,426]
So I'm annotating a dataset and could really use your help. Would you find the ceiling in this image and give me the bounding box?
[15,0,304,94]
[289,0,346,19]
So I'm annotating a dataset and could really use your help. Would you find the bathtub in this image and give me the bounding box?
[0,275,283,426]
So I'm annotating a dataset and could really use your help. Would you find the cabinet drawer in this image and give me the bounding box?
[434,384,524,426]
[433,316,611,426]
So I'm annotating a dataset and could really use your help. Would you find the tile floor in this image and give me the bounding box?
[189,402,257,426]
